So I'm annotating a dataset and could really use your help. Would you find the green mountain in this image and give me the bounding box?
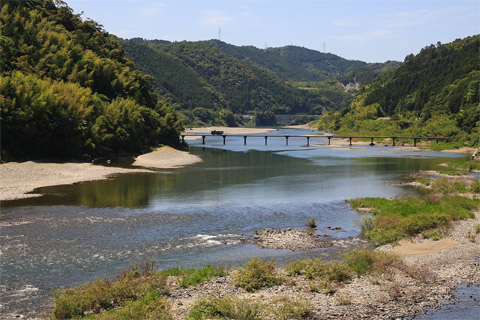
[204,40,367,82]
[316,35,480,144]
[0,0,182,160]
[122,39,344,126]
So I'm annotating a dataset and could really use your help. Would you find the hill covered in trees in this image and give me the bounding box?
[122,39,399,126]
[204,40,367,82]
[316,35,480,145]
[0,0,183,161]
[122,39,345,126]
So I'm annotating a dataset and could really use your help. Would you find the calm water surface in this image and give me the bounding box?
[0,129,468,318]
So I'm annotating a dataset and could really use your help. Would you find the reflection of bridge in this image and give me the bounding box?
[181,134,446,147]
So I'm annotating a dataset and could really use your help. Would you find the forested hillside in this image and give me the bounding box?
[204,40,366,82]
[123,39,342,126]
[316,35,480,145]
[0,0,183,160]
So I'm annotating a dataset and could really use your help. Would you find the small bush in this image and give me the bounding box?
[307,219,317,228]
[421,230,443,240]
[271,297,312,320]
[233,257,283,292]
[52,264,168,319]
[343,249,399,276]
[188,296,263,320]
[475,224,480,234]
[286,259,352,282]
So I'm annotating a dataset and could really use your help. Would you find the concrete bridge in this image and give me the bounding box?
[181,134,446,147]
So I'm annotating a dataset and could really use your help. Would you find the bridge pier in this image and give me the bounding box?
[285,136,289,146]
[392,137,396,146]
[244,136,247,145]
[328,136,331,145]
[414,138,417,147]
[370,137,375,146]
[306,136,310,147]
[181,135,185,143]
[222,135,226,145]
[202,135,206,145]
[264,136,268,146]
[349,137,352,146]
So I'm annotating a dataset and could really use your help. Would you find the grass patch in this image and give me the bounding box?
[475,224,480,234]
[52,262,168,319]
[160,265,225,288]
[419,141,467,152]
[233,257,283,292]
[421,230,443,240]
[335,296,352,306]
[430,178,469,194]
[471,180,480,193]
[188,296,263,320]
[351,195,478,245]
[84,292,173,320]
[343,249,400,276]
[270,297,312,319]
[445,158,480,171]
[285,258,352,282]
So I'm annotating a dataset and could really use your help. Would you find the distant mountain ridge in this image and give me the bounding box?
[123,38,398,126]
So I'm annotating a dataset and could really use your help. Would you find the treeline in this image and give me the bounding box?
[316,35,480,144]
[0,0,182,160]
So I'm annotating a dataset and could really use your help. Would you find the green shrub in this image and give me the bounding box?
[286,259,352,282]
[343,250,399,276]
[188,296,263,320]
[52,264,168,319]
[271,297,312,320]
[160,265,225,288]
[352,195,478,245]
[475,224,480,234]
[84,292,173,320]
[233,257,283,292]
[421,230,443,240]
[307,219,317,228]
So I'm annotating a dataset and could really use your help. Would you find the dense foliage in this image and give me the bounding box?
[0,0,182,160]
[123,39,343,126]
[205,40,367,82]
[316,35,480,145]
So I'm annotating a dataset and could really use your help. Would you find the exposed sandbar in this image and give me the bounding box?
[132,146,202,169]
[0,161,150,201]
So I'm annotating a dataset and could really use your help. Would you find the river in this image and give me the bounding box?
[0,128,468,318]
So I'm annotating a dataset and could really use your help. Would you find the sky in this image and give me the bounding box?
[66,0,479,63]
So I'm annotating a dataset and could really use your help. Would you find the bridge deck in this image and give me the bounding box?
[180,133,445,147]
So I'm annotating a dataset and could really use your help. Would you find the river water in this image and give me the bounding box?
[0,128,469,318]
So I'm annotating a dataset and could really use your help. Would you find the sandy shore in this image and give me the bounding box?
[0,161,151,201]
[132,146,202,169]
[0,147,203,201]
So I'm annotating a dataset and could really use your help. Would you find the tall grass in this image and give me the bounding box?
[351,195,478,245]
[160,265,225,287]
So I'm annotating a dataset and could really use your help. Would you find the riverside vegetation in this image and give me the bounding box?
[51,158,480,319]
[314,35,479,149]
[0,0,183,161]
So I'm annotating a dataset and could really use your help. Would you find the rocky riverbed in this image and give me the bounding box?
[165,211,480,319]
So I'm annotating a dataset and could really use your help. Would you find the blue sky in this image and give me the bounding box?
[67,0,479,63]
